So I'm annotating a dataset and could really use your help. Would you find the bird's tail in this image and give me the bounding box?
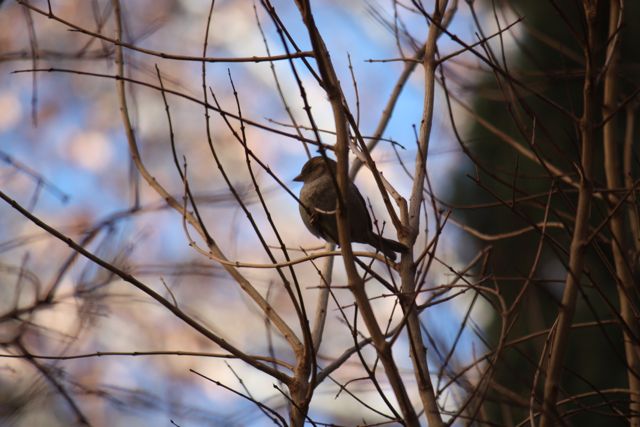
[367,233,408,261]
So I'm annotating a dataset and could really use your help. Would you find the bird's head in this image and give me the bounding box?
[293,156,337,183]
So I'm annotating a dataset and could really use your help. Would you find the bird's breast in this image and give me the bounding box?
[300,178,338,211]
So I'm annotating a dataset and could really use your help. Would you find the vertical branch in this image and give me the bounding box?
[624,105,640,253]
[397,1,449,426]
[291,1,420,425]
[310,251,334,354]
[602,1,640,423]
[406,3,446,229]
[20,1,39,127]
[540,2,597,426]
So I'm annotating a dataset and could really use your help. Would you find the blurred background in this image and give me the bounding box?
[1,0,638,426]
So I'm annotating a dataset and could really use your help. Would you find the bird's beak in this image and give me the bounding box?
[293,173,304,182]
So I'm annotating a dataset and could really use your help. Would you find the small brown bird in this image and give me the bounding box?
[294,156,407,261]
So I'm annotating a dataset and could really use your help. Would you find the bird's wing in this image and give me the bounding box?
[351,182,373,232]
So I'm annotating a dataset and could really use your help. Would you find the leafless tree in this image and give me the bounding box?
[0,0,638,426]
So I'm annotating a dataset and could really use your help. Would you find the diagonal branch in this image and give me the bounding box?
[110,0,302,357]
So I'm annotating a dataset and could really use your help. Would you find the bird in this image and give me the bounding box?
[294,156,407,261]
